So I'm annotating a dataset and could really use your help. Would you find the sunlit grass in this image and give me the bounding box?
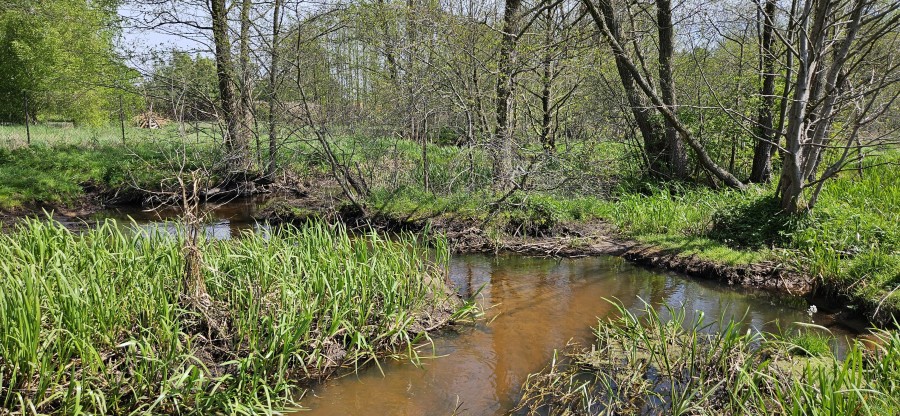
[0,125,224,211]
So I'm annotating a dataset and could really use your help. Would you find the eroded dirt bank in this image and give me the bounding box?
[269,204,889,328]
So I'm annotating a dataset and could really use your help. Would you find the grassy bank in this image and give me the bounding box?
[514,303,900,415]
[0,125,224,212]
[2,124,897,319]
[357,149,900,321]
[589,157,900,318]
[0,218,469,414]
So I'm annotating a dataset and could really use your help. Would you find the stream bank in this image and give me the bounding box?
[265,200,891,328]
[4,196,875,415]
[0,217,472,415]
[5,182,888,328]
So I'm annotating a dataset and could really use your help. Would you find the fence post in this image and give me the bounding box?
[119,95,126,145]
[23,93,31,146]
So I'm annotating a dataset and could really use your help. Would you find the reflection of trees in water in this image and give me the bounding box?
[291,255,852,415]
[487,256,654,409]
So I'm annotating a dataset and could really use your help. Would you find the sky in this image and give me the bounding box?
[117,1,210,67]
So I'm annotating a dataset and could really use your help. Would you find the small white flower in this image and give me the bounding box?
[807,305,818,316]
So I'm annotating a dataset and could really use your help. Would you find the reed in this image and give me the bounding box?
[514,302,900,415]
[0,218,469,414]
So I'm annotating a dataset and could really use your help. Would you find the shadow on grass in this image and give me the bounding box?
[708,195,809,250]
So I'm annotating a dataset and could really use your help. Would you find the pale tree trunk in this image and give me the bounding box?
[799,0,864,178]
[493,0,522,188]
[777,0,866,212]
[776,0,816,212]
[749,0,777,183]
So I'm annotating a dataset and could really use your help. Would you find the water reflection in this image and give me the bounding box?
[92,197,270,239]
[299,254,857,415]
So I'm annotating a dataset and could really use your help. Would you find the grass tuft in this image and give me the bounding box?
[0,218,471,414]
[514,301,900,415]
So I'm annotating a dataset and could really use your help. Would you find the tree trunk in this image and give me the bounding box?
[777,0,864,212]
[656,0,687,179]
[493,0,522,188]
[584,0,746,189]
[776,0,816,213]
[211,0,249,171]
[377,0,399,82]
[749,0,777,183]
[592,0,666,177]
[239,0,254,168]
[422,111,430,191]
[539,6,555,152]
[267,0,283,176]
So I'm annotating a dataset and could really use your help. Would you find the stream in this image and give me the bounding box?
[90,200,863,415]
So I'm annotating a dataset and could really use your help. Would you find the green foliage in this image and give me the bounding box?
[0,218,467,414]
[786,330,834,357]
[145,51,219,121]
[0,0,128,126]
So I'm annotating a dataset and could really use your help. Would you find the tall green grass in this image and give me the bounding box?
[0,218,467,414]
[514,302,900,415]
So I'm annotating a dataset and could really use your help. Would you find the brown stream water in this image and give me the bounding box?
[92,202,861,415]
[296,254,858,415]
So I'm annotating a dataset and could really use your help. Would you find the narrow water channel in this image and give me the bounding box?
[92,197,269,238]
[90,201,860,415]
